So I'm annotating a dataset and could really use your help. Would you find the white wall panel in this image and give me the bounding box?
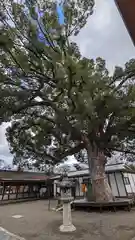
[115,173,126,196]
[109,173,119,196]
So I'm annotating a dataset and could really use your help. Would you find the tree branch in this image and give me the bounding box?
[60,142,85,159]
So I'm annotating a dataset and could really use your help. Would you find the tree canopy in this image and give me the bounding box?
[0,0,135,168]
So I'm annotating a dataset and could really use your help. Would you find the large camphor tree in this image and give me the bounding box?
[0,0,135,202]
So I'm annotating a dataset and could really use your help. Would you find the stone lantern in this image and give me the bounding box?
[57,172,76,232]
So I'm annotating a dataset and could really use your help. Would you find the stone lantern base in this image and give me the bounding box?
[59,198,76,232]
[60,224,76,232]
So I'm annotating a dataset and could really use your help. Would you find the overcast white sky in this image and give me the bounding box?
[0,0,135,164]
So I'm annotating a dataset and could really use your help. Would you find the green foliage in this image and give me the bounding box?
[0,0,135,167]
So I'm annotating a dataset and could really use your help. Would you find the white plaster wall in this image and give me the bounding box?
[123,173,135,194]
[132,173,135,188]
[75,181,80,196]
[128,173,135,193]
[108,173,119,196]
[115,172,126,196]
[123,173,132,194]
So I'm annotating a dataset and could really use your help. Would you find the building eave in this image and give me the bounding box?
[115,0,135,45]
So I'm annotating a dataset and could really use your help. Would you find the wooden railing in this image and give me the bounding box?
[0,181,53,204]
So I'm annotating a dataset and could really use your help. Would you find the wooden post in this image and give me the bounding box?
[22,185,25,198]
[48,186,51,211]
[16,185,19,199]
[2,182,5,201]
[8,185,12,200]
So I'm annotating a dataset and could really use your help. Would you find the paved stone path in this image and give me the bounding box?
[0,227,25,240]
[0,200,135,240]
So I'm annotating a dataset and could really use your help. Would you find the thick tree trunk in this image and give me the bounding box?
[86,143,114,202]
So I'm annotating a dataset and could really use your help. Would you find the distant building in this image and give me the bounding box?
[53,163,135,198]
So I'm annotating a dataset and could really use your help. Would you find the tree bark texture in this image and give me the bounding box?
[86,142,114,202]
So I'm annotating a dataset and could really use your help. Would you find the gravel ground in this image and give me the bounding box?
[0,200,135,240]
